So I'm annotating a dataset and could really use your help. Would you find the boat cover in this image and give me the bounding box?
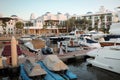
[32,39,45,49]
[24,59,46,77]
[24,42,34,50]
[43,55,68,71]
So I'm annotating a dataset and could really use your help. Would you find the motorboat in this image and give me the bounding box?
[24,41,39,53]
[60,34,101,52]
[87,30,106,39]
[99,22,120,47]
[19,35,32,42]
[49,29,84,44]
[38,55,77,80]
[87,45,120,74]
[24,41,53,55]
[60,36,81,52]
[78,36,101,48]
[20,59,47,80]
[20,58,58,80]
[99,35,120,47]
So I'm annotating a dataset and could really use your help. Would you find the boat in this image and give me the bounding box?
[49,36,66,44]
[49,29,84,44]
[24,41,39,53]
[20,61,55,80]
[60,33,101,52]
[99,34,120,47]
[87,45,120,74]
[87,30,106,39]
[38,55,77,80]
[78,36,101,48]
[99,22,120,47]
[61,36,81,52]
[24,41,53,55]
[19,35,32,44]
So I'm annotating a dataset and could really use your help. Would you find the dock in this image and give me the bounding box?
[21,48,92,63]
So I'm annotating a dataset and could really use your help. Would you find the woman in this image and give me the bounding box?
[59,42,64,55]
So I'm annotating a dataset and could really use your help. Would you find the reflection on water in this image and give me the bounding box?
[67,60,120,80]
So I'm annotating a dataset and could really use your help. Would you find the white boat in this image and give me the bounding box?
[99,22,120,47]
[60,34,101,52]
[99,35,120,47]
[19,35,32,42]
[87,45,120,74]
[78,36,101,48]
[49,29,83,44]
[60,36,81,52]
[87,30,106,39]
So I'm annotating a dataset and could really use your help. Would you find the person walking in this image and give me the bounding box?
[59,42,64,55]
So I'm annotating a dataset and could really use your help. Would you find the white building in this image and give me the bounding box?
[0,15,24,35]
[23,6,120,35]
[24,12,69,35]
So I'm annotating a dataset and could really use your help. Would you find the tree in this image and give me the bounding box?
[65,17,76,32]
[15,21,24,35]
[48,20,54,28]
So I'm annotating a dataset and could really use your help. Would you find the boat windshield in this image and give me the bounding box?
[86,38,98,43]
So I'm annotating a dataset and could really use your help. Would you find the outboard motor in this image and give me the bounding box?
[41,48,47,55]
[46,47,53,54]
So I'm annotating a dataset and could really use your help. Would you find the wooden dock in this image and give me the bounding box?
[21,48,92,63]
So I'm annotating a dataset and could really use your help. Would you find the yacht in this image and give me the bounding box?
[61,34,101,52]
[99,34,120,47]
[99,23,120,47]
[78,36,101,48]
[87,45,120,74]
[49,29,84,44]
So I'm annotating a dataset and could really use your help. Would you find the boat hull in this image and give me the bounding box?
[100,42,120,47]
[87,46,120,74]
[87,58,120,74]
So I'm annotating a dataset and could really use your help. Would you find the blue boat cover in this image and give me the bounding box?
[38,61,77,80]
[38,61,65,80]
[20,64,54,80]
[20,64,32,80]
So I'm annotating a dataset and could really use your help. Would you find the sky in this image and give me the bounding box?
[0,0,120,20]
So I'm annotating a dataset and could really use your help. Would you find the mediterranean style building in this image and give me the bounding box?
[24,6,119,35]
[0,15,23,35]
[23,12,70,35]
[0,6,119,35]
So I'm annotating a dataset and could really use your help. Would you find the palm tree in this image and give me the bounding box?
[94,19,99,32]
[66,20,70,33]
[65,17,76,32]
[99,14,106,32]
[49,20,54,28]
